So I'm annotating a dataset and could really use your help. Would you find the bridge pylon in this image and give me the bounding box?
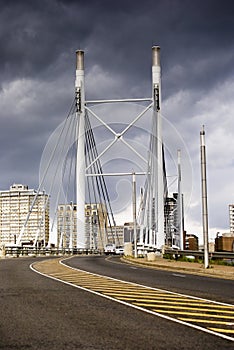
[74,46,166,251]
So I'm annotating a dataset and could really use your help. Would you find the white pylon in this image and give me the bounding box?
[152,46,165,250]
[75,50,86,248]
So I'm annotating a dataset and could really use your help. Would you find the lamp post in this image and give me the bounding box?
[132,172,137,258]
[200,126,209,268]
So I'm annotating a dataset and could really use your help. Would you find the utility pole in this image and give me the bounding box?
[200,126,209,268]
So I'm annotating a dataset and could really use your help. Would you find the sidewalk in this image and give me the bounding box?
[123,256,234,280]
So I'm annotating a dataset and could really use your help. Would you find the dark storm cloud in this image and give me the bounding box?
[0,0,234,237]
[1,0,234,95]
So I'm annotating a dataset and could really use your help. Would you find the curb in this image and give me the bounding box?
[121,257,234,280]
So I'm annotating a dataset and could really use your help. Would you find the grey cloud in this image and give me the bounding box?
[0,0,234,239]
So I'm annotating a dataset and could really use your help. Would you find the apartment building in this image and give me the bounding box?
[0,184,49,247]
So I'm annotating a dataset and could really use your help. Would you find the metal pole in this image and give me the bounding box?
[177,149,183,249]
[181,193,185,250]
[200,126,209,268]
[75,50,86,248]
[132,172,137,258]
[152,46,164,250]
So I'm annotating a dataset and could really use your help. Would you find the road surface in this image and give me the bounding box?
[0,256,233,349]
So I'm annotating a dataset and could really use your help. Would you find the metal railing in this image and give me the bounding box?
[3,247,103,257]
[164,249,234,260]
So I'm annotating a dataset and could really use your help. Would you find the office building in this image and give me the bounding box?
[0,184,49,247]
[57,203,108,249]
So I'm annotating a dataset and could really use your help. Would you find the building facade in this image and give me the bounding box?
[57,203,108,250]
[123,222,140,244]
[0,184,49,247]
[215,232,234,252]
[164,193,181,248]
[106,225,124,247]
[185,234,199,250]
[229,204,234,233]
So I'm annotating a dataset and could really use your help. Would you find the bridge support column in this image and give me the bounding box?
[76,50,86,248]
[152,46,164,250]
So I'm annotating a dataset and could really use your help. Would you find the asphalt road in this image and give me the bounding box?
[65,255,234,304]
[0,256,233,350]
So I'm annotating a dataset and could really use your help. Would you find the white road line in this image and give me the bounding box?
[172,273,186,278]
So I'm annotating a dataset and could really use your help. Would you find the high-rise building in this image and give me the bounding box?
[57,203,108,249]
[229,204,234,233]
[164,193,180,247]
[0,184,49,247]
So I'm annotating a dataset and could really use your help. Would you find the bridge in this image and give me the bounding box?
[9,46,187,254]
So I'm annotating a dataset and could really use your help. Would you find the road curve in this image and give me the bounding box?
[65,255,234,304]
[0,256,233,350]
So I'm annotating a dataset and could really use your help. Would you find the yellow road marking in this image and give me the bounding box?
[32,258,234,342]
[153,310,234,319]
[133,302,234,314]
[103,294,234,308]
[179,318,234,325]
[209,328,234,334]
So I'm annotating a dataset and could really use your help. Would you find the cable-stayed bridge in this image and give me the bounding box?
[15,47,184,253]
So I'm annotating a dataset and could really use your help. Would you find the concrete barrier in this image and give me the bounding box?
[124,243,133,256]
[147,252,156,261]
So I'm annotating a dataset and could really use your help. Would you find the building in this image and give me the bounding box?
[57,203,77,249]
[229,204,234,233]
[215,232,234,252]
[85,203,108,250]
[164,193,181,248]
[185,234,199,250]
[123,222,140,244]
[57,203,108,249]
[0,184,49,247]
[106,225,124,246]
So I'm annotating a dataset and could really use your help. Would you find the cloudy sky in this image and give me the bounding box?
[1,0,234,243]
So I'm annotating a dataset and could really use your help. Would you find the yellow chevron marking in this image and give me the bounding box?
[33,258,234,341]
[209,328,234,334]
[103,294,233,308]
[179,318,234,325]
[133,302,234,314]
[103,292,217,301]
[153,310,234,319]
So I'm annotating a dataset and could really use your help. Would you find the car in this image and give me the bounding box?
[104,243,116,255]
[115,247,124,255]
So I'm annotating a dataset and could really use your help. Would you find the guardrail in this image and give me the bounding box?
[3,247,103,257]
[3,247,234,260]
[164,249,234,260]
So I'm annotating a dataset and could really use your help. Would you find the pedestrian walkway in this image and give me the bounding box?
[123,256,234,280]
